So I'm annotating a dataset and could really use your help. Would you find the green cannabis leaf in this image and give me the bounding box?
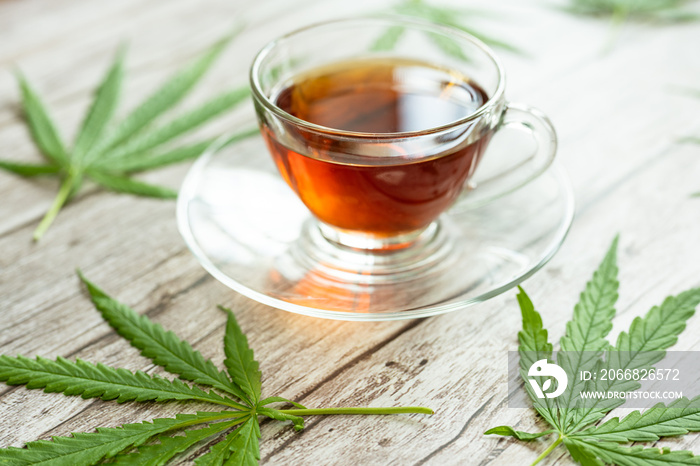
[2,31,257,241]
[564,0,699,22]
[562,0,699,51]
[372,0,522,57]
[485,236,700,465]
[0,273,432,465]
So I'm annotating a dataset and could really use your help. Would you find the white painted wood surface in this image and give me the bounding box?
[1,0,700,464]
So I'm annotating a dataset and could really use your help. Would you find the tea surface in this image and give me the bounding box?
[275,58,486,133]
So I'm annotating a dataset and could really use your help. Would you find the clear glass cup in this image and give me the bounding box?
[248,15,557,290]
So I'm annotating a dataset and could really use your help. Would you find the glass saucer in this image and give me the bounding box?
[177,135,574,321]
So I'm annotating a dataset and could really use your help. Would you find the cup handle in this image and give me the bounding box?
[452,102,557,212]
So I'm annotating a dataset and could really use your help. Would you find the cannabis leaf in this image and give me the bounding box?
[0,273,432,465]
[485,236,700,465]
[2,31,257,241]
[562,0,699,51]
[564,0,699,22]
[573,396,700,442]
[221,306,262,405]
[0,412,245,466]
[372,0,522,57]
[556,236,619,430]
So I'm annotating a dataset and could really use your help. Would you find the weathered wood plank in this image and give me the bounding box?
[1,0,699,464]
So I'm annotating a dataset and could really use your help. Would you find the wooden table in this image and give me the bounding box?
[1,0,700,464]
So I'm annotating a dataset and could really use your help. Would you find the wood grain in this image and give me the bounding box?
[1,0,700,464]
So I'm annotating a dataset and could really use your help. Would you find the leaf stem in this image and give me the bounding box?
[33,172,76,241]
[529,435,563,466]
[601,6,627,54]
[278,407,434,416]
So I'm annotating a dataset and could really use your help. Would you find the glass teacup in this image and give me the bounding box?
[247,15,560,307]
[250,16,556,254]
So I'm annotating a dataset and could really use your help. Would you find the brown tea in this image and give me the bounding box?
[260,57,491,237]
